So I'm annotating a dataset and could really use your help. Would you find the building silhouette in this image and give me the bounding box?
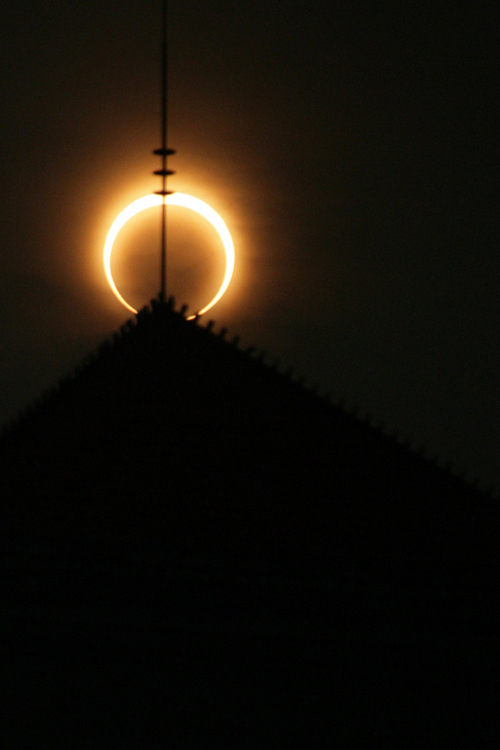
[2,297,499,747]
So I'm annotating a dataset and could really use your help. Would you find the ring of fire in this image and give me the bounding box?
[104,193,235,320]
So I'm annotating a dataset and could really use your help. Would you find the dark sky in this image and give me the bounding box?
[0,1,498,492]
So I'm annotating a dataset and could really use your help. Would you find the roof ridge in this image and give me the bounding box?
[0,294,494,500]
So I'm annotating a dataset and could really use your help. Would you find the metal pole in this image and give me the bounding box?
[160,0,167,301]
[153,0,175,303]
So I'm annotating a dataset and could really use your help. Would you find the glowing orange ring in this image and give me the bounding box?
[104,193,235,319]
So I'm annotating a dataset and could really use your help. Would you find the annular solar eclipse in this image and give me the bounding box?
[104,193,235,320]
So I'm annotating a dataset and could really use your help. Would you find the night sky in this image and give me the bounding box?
[0,1,498,491]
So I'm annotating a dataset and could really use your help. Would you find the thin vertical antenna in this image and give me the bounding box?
[153,0,175,303]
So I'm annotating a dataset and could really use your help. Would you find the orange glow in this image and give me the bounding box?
[104,193,235,319]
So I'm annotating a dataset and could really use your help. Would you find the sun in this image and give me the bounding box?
[104,193,235,319]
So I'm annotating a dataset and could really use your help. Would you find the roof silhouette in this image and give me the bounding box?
[2,297,499,747]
